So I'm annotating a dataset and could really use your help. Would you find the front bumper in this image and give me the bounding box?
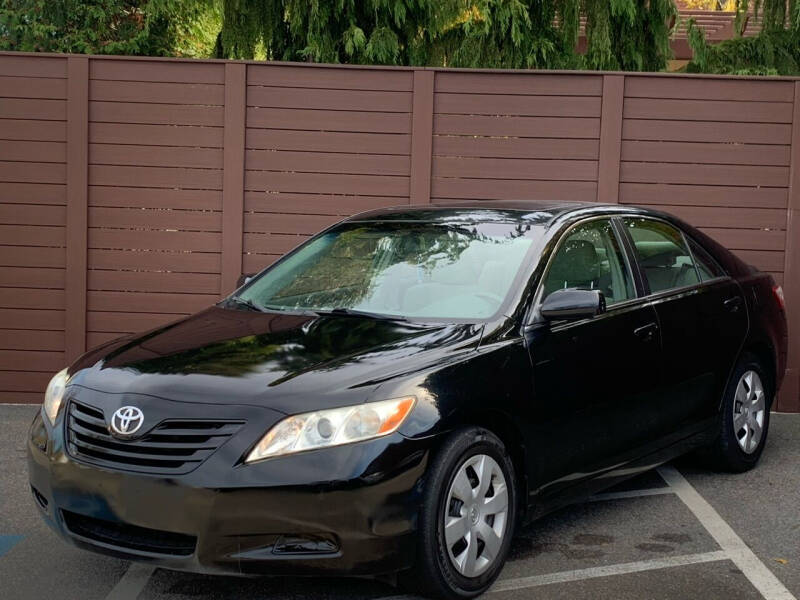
[27,404,434,577]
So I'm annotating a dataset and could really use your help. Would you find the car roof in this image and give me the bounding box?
[346,200,648,226]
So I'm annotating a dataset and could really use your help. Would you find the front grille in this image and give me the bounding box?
[66,400,243,475]
[62,510,196,556]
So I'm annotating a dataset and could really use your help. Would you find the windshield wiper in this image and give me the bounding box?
[225,296,266,312]
[317,307,407,322]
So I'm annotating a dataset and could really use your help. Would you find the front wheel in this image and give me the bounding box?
[401,427,517,599]
[702,353,772,472]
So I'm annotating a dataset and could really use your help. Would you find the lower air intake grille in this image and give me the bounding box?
[66,400,243,475]
[62,510,196,556]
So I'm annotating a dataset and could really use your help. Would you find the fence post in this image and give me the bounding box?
[779,82,800,412]
[597,74,625,204]
[410,69,434,205]
[221,62,246,296]
[64,56,89,362]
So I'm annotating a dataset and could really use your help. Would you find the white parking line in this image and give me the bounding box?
[585,487,675,502]
[658,465,797,600]
[490,550,729,592]
[104,563,155,600]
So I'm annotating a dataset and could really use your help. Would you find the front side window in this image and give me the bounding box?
[237,221,542,320]
[542,219,634,305]
[624,218,699,293]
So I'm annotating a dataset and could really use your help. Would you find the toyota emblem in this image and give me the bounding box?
[110,406,144,438]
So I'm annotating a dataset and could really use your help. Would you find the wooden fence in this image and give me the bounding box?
[0,52,798,411]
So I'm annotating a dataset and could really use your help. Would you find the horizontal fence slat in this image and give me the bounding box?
[247,86,411,112]
[89,229,220,252]
[621,140,790,166]
[0,76,66,99]
[0,98,65,120]
[88,206,222,232]
[434,115,600,138]
[0,331,64,352]
[87,311,178,333]
[432,157,598,181]
[88,249,221,274]
[624,98,793,123]
[89,144,222,168]
[0,55,66,78]
[0,349,64,372]
[624,77,794,102]
[90,60,224,84]
[87,291,217,314]
[622,119,792,144]
[89,165,223,190]
[88,270,220,294]
[89,122,223,147]
[435,94,601,117]
[0,309,64,331]
[620,162,789,187]
[244,213,340,235]
[435,72,603,96]
[700,227,786,251]
[244,171,409,196]
[0,225,65,247]
[0,246,65,269]
[0,267,65,289]
[433,136,599,160]
[632,204,786,230]
[91,101,223,126]
[619,183,788,208]
[0,119,67,142]
[245,129,410,154]
[89,186,222,210]
[0,140,66,163]
[90,80,225,105]
[0,288,64,310]
[431,178,598,201]
[244,192,402,216]
[246,65,412,91]
[246,107,410,133]
[0,204,66,226]
[245,150,409,176]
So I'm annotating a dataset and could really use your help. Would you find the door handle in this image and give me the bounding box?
[723,296,742,313]
[634,322,658,342]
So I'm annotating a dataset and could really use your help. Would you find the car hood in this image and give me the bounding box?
[68,306,484,414]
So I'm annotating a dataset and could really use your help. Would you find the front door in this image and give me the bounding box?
[524,218,662,498]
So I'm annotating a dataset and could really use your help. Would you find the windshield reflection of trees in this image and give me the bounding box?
[270,222,532,310]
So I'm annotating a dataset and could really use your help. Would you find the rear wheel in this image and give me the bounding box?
[402,427,517,599]
[702,353,772,472]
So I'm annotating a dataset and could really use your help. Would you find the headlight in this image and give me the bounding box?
[245,396,416,463]
[42,368,68,425]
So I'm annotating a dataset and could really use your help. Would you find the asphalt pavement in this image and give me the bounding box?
[2,404,798,600]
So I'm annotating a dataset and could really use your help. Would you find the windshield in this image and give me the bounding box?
[235,221,541,320]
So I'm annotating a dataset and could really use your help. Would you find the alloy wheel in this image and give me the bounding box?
[733,370,766,454]
[444,453,509,578]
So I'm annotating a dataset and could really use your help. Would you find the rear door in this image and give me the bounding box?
[620,217,748,427]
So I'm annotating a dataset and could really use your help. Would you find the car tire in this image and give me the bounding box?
[701,352,772,473]
[401,427,517,599]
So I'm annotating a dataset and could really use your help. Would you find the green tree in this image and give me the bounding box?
[687,0,800,75]
[0,0,212,56]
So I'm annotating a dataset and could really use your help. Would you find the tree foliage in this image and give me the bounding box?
[0,0,211,55]
[0,0,680,71]
[687,0,800,74]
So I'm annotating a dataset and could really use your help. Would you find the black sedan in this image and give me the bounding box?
[28,201,787,599]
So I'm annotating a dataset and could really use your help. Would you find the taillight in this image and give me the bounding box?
[772,285,785,311]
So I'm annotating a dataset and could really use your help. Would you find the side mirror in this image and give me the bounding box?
[236,273,254,288]
[540,289,605,321]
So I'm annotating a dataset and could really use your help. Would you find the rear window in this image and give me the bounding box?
[623,218,700,293]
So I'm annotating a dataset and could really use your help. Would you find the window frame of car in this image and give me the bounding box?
[525,212,732,329]
[525,214,644,327]
[616,215,731,302]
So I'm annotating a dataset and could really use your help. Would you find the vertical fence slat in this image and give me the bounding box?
[597,75,624,204]
[779,82,800,412]
[410,70,434,205]
[221,63,246,295]
[64,56,88,362]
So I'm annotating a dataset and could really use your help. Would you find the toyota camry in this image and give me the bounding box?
[27,201,788,598]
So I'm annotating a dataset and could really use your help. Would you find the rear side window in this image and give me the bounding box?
[542,219,634,305]
[688,238,726,281]
[623,218,699,293]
